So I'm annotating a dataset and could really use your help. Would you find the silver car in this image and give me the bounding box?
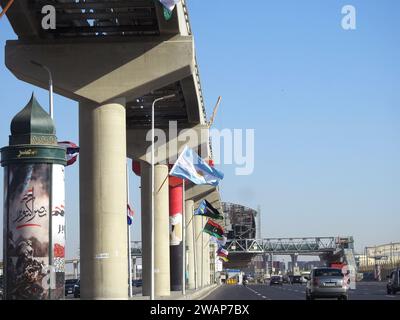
[305,267,349,300]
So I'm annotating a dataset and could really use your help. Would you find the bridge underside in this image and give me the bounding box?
[1,0,221,299]
[224,253,259,269]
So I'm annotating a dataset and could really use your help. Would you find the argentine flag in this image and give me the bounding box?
[169,146,224,186]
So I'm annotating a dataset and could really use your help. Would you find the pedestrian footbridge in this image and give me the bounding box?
[225,236,356,269]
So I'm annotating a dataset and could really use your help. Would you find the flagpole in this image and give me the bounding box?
[31,60,54,119]
[127,161,133,298]
[204,238,211,249]
[201,217,204,288]
[192,207,197,290]
[182,179,186,296]
[151,94,175,301]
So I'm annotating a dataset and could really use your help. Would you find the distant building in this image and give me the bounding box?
[288,260,323,271]
[222,202,258,240]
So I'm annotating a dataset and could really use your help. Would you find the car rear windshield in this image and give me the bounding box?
[314,269,343,277]
[65,279,78,284]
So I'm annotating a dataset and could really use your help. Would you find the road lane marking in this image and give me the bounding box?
[246,286,272,300]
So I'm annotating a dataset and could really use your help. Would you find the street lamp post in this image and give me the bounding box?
[31,60,54,119]
[150,94,175,300]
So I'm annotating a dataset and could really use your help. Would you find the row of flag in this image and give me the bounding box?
[58,141,227,248]
[194,199,229,263]
[168,145,228,262]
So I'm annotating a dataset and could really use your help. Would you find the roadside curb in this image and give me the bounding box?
[177,284,220,300]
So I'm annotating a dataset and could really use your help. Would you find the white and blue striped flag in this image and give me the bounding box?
[169,146,224,186]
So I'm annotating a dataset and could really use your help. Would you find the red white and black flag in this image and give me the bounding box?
[58,141,80,166]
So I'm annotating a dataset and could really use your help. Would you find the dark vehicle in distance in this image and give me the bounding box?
[73,279,80,298]
[387,268,400,295]
[270,275,283,285]
[132,279,143,287]
[291,275,303,284]
[362,272,375,281]
[65,279,79,296]
[282,275,290,284]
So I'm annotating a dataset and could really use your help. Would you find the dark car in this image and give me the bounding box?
[291,275,303,284]
[73,279,80,298]
[270,275,283,285]
[387,268,400,295]
[65,279,79,296]
[282,275,290,284]
[132,279,143,287]
[362,272,375,281]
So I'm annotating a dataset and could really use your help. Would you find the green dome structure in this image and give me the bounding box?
[10,93,56,146]
[1,93,66,167]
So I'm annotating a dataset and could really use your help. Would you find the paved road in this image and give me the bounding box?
[204,282,400,300]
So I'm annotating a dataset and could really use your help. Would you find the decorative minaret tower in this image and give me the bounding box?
[1,94,66,300]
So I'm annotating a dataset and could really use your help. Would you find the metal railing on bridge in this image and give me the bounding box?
[226,237,341,255]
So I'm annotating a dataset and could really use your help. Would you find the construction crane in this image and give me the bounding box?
[208,96,222,128]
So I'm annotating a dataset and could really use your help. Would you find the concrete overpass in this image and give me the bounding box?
[1,0,221,299]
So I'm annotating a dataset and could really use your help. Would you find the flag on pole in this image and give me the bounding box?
[195,199,223,220]
[210,235,227,247]
[58,141,80,166]
[169,146,224,186]
[127,204,134,226]
[203,219,224,239]
[217,248,229,258]
[219,256,229,263]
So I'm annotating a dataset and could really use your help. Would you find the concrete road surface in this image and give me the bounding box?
[203,282,400,300]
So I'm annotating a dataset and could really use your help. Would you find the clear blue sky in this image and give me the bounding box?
[0,0,399,260]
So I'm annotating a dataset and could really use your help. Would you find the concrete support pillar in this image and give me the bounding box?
[291,254,298,273]
[132,257,137,281]
[154,164,171,296]
[79,98,128,299]
[194,214,203,288]
[141,162,151,296]
[185,200,195,289]
[73,261,79,279]
[141,162,171,297]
